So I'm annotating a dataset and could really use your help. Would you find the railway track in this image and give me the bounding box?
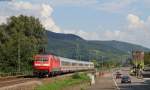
[0,77,35,88]
[0,74,71,88]
[0,70,95,89]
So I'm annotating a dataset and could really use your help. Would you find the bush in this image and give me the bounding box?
[72,73,90,81]
[72,73,81,79]
[36,73,90,90]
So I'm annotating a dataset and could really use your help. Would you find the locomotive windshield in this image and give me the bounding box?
[35,57,48,62]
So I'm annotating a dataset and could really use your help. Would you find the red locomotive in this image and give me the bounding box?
[33,54,94,77]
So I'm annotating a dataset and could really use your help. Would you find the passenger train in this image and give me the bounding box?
[33,54,94,77]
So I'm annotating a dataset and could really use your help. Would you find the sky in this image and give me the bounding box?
[0,0,150,48]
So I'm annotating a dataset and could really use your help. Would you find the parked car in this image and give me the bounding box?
[121,76,131,83]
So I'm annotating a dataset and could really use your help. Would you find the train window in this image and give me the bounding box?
[82,64,85,66]
[85,64,89,66]
[61,61,71,66]
[35,58,39,61]
[42,58,48,61]
[79,63,83,66]
[72,63,77,66]
[36,57,48,62]
[84,64,87,66]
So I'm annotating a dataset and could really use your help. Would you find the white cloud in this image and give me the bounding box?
[50,0,137,13]
[127,14,144,29]
[10,1,33,10]
[39,4,61,33]
[50,0,98,7]
[97,0,136,12]
[49,24,61,33]
[5,1,61,33]
[0,16,8,24]
[40,4,53,17]
[41,18,54,29]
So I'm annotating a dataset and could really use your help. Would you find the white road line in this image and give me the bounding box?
[143,78,150,80]
[112,73,120,90]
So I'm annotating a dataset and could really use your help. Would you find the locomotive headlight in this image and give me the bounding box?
[34,64,41,66]
[34,63,49,66]
[42,64,49,66]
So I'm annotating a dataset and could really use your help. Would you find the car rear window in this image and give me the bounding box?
[122,76,129,79]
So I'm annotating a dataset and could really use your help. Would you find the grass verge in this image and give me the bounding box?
[36,73,90,90]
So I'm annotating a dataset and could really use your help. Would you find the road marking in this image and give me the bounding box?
[143,78,150,80]
[112,73,120,90]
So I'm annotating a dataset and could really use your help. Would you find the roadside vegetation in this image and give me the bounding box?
[144,52,150,66]
[36,73,90,90]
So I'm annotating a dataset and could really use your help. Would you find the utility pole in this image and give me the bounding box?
[18,30,21,73]
[121,56,123,67]
[76,43,80,60]
[88,51,91,62]
[101,56,103,70]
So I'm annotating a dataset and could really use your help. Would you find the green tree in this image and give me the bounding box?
[144,52,150,66]
[0,15,47,73]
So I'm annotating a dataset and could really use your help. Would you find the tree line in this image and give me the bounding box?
[0,15,47,73]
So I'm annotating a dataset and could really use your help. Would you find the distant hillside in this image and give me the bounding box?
[46,30,150,62]
[89,40,150,53]
[47,31,83,41]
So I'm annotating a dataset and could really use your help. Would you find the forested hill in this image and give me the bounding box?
[89,40,150,52]
[46,31,83,41]
[46,30,150,61]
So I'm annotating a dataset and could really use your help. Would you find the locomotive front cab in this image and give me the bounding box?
[34,56,50,69]
[33,55,51,77]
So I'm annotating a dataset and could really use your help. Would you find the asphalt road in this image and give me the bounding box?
[113,67,150,90]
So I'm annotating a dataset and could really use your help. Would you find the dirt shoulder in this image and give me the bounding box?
[86,72,116,90]
[62,72,117,90]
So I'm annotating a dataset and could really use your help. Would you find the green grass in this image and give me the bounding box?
[36,73,90,90]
